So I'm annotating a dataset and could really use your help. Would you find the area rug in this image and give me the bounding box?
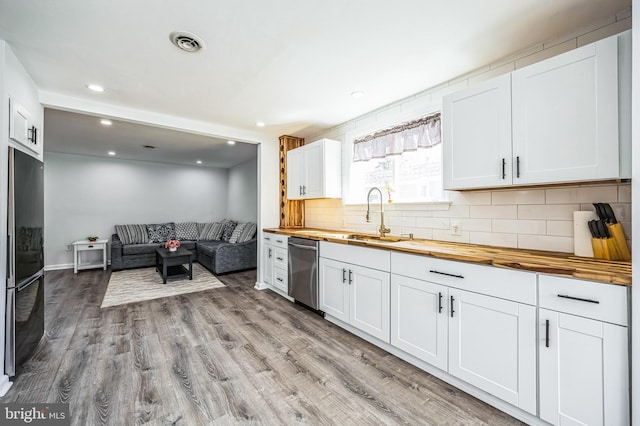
[101,263,225,308]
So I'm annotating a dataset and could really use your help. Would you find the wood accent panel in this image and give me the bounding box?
[279,135,305,228]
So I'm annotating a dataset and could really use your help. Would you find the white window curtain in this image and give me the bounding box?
[352,113,441,162]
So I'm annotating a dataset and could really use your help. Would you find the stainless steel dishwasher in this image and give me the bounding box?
[287,237,320,311]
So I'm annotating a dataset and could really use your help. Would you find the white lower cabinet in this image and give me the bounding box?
[448,289,536,414]
[262,233,288,293]
[320,257,390,342]
[538,275,629,426]
[390,275,447,370]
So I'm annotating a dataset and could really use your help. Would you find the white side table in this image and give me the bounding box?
[73,239,108,273]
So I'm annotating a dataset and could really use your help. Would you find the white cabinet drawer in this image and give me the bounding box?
[539,275,628,326]
[320,241,390,272]
[76,243,105,252]
[391,251,536,305]
[273,267,288,293]
[264,233,288,248]
[273,247,288,269]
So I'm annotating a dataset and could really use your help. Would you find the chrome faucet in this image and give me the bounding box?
[366,187,390,237]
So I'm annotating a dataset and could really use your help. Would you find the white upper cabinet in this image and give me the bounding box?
[443,74,512,190]
[512,36,619,185]
[286,138,342,200]
[443,31,630,190]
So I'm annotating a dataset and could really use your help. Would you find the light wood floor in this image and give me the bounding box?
[1,268,524,425]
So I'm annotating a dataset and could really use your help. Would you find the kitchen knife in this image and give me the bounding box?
[588,220,604,259]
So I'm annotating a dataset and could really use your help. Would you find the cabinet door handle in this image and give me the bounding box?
[557,294,599,304]
[276,257,283,261]
[299,185,302,196]
[450,295,455,318]
[429,270,464,279]
[545,319,550,348]
[438,292,443,314]
[268,248,272,258]
[302,185,306,195]
[348,270,353,285]
[342,268,346,283]
[516,156,521,178]
[501,158,506,179]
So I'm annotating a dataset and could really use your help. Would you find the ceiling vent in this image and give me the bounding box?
[169,31,205,53]
[143,145,156,149]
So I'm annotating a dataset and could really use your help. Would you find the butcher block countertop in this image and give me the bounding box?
[264,228,632,286]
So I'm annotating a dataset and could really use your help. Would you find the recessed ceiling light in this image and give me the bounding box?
[100,119,112,126]
[87,84,105,92]
[108,151,116,156]
[196,160,202,164]
[351,90,365,99]
[256,121,265,127]
[227,140,236,145]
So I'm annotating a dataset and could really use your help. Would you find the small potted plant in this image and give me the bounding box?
[87,236,99,242]
[165,239,181,252]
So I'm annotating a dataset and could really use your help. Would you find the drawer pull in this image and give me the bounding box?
[88,245,94,248]
[438,292,443,314]
[430,270,464,279]
[557,294,600,304]
[276,257,283,261]
[545,319,550,348]
[276,277,283,282]
[276,239,283,243]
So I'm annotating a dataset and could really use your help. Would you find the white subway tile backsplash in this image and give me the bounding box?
[433,205,469,218]
[618,185,631,203]
[518,235,574,253]
[460,218,492,232]
[416,217,450,230]
[470,232,518,248]
[492,219,546,235]
[609,203,631,222]
[518,204,580,220]
[546,221,574,237]
[470,205,518,219]
[449,191,492,206]
[432,229,470,244]
[545,186,618,204]
[491,189,545,205]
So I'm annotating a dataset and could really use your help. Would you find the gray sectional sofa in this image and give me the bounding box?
[110,221,257,275]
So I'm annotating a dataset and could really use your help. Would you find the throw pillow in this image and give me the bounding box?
[198,222,223,240]
[115,224,148,245]
[175,222,198,240]
[236,222,257,243]
[196,222,208,234]
[228,223,247,244]
[221,220,238,242]
[147,223,176,243]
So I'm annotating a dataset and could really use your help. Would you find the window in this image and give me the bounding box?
[345,112,445,204]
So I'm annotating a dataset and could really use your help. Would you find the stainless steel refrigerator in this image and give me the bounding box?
[5,147,44,376]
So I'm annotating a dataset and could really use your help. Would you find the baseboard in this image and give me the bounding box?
[0,375,12,397]
[254,281,269,290]
[45,263,73,271]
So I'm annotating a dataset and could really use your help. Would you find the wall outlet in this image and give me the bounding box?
[450,221,461,236]
[65,244,72,251]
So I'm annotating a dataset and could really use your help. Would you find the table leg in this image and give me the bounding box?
[189,258,193,280]
[74,246,78,274]
[163,262,167,284]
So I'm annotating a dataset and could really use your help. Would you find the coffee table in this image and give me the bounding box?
[155,247,194,284]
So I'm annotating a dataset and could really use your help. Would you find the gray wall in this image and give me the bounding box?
[227,157,258,223]
[44,152,230,268]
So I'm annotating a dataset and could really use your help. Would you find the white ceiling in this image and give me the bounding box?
[44,109,257,168]
[0,0,631,148]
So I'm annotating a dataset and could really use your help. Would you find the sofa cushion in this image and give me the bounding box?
[197,241,227,257]
[231,222,257,243]
[122,242,163,255]
[198,222,223,240]
[115,224,149,245]
[178,241,197,250]
[147,223,176,243]
[221,220,237,242]
[175,222,198,240]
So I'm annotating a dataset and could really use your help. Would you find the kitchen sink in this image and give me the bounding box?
[345,234,402,243]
